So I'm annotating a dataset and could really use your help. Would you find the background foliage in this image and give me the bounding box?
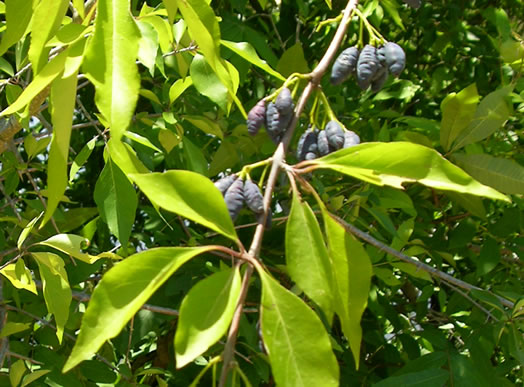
[0,0,523,386]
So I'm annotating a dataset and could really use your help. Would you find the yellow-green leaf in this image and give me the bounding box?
[0,261,37,295]
[36,233,106,264]
[82,0,140,141]
[63,246,213,372]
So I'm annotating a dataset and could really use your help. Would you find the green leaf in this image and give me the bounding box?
[182,137,208,175]
[136,19,159,74]
[0,57,14,76]
[36,234,109,264]
[182,114,223,139]
[308,142,509,202]
[43,55,81,227]
[169,77,193,104]
[286,192,334,319]
[451,85,513,151]
[440,83,479,151]
[221,40,285,80]
[175,266,241,368]
[276,42,310,77]
[82,0,140,141]
[94,158,137,247]
[28,0,69,73]
[0,261,37,295]
[393,262,433,282]
[0,0,33,55]
[17,211,43,248]
[0,322,31,338]
[63,246,213,372]
[452,153,524,195]
[129,171,238,242]
[0,48,70,116]
[258,268,339,387]
[69,137,97,182]
[190,53,228,111]
[32,252,72,343]
[20,370,51,387]
[373,368,449,387]
[123,131,162,153]
[323,212,372,368]
[107,138,149,176]
[9,360,26,387]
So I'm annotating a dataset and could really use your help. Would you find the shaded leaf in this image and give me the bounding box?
[440,83,479,151]
[129,171,238,241]
[451,85,513,151]
[63,246,213,372]
[286,192,334,319]
[452,153,524,195]
[323,212,372,368]
[190,54,228,111]
[373,368,449,387]
[258,268,339,387]
[94,158,137,247]
[32,252,72,343]
[276,42,309,77]
[175,266,241,368]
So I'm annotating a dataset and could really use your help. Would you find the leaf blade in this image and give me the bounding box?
[63,246,213,372]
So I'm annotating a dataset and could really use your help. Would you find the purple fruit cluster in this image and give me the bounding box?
[330,42,406,92]
[246,87,295,143]
[214,175,268,226]
[296,121,361,161]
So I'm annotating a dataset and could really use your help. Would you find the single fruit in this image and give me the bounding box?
[275,87,294,115]
[247,99,266,135]
[371,65,389,92]
[377,42,406,77]
[357,44,380,90]
[325,120,345,150]
[343,130,360,148]
[214,174,238,195]
[224,178,244,221]
[317,130,330,156]
[244,179,264,214]
[297,128,319,161]
[330,46,360,85]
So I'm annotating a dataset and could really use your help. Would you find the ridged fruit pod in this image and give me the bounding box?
[247,99,266,135]
[297,128,319,161]
[244,179,264,214]
[275,87,294,115]
[214,174,238,195]
[224,178,245,221]
[317,130,330,156]
[330,46,360,85]
[343,131,361,148]
[371,65,389,92]
[356,44,380,90]
[325,120,345,150]
[377,42,406,77]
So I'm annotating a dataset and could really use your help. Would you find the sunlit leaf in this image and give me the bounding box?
[175,266,241,368]
[82,0,140,141]
[0,0,34,55]
[63,246,213,372]
[258,268,339,387]
[129,171,238,241]
[307,142,508,202]
[0,261,37,295]
[36,234,107,264]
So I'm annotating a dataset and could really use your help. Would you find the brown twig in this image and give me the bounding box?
[218,1,360,385]
[329,213,515,309]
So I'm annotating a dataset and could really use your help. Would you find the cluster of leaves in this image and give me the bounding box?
[0,0,522,386]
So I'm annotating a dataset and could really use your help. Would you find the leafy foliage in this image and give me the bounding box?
[0,0,522,386]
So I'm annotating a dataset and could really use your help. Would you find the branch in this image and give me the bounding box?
[218,1,360,385]
[329,213,515,309]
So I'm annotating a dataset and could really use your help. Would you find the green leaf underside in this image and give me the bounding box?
[175,266,241,368]
[258,269,339,387]
[286,192,334,319]
[82,0,140,141]
[323,211,372,369]
[37,234,105,264]
[129,171,238,241]
[310,142,508,201]
[94,158,137,247]
[63,246,213,372]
